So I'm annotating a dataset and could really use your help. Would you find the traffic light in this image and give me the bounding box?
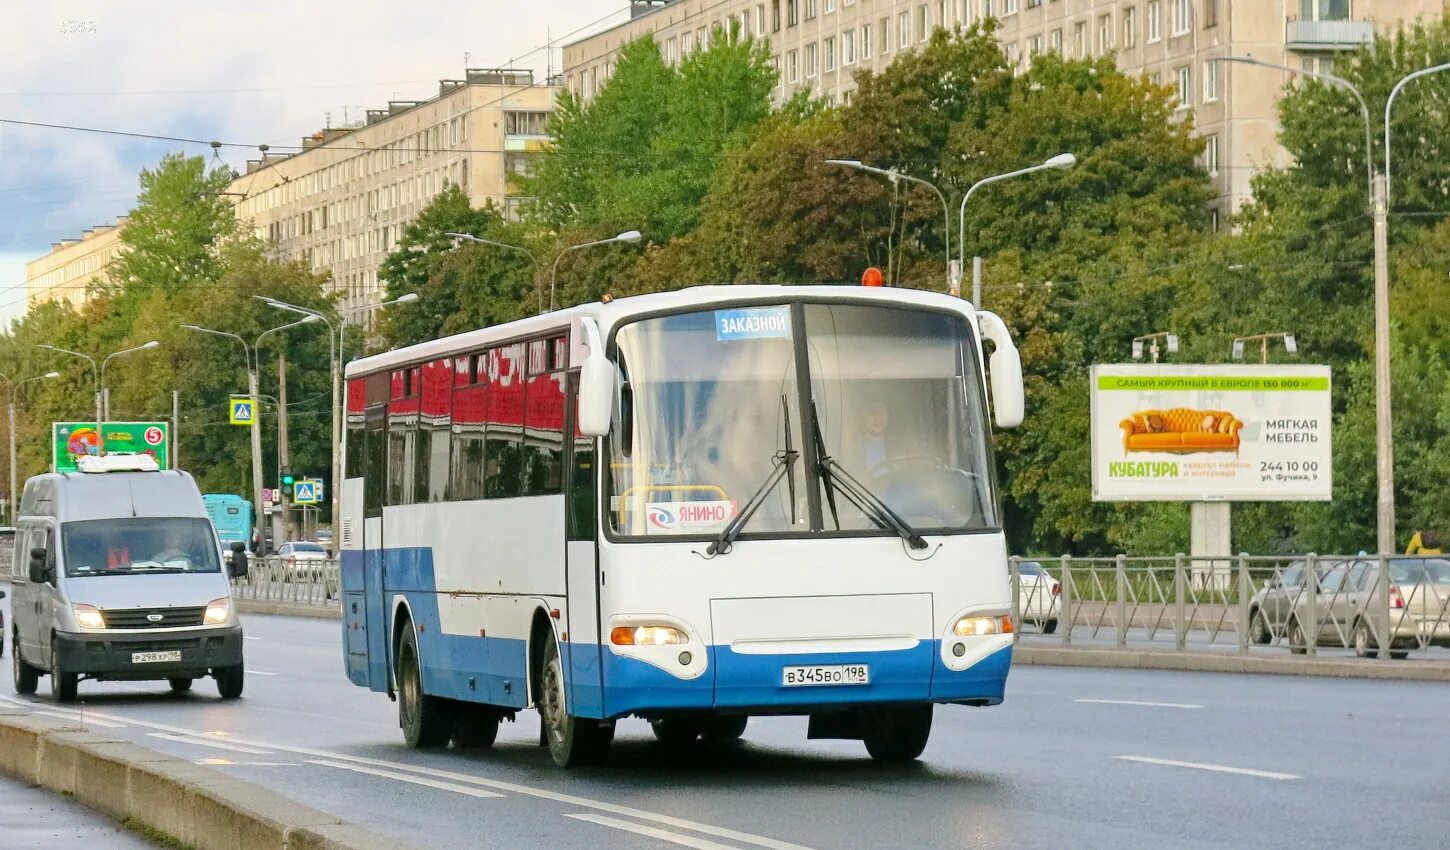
[281,469,295,497]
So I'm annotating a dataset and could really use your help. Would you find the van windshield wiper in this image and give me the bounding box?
[706,448,800,556]
[809,400,927,550]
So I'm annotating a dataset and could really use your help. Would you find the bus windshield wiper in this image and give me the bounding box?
[705,449,800,557]
[809,400,927,550]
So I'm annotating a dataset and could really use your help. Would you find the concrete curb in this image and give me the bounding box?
[237,600,341,620]
[1015,645,1450,682]
[0,708,416,850]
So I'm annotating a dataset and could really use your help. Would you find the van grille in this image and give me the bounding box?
[101,606,207,629]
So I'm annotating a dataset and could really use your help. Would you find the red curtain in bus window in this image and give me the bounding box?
[489,344,526,430]
[420,359,452,421]
[346,378,367,416]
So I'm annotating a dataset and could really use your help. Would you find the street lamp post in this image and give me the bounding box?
[36,344,100,446]
[444,232,542,313]
[824,160,957,290]
[4,372,59,523]
[1231,332,1297,365]
[99,340,161,420]
[550,231,641,312]
[959,153,1076,307]
[257,292,417,537]
[1130,331,1179,364]
[183,324,265,552]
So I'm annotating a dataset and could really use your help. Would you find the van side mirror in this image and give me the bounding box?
[228,542,249,579]
[28,547,50,584]
[977,311,1025,429]
[576,317,613,437]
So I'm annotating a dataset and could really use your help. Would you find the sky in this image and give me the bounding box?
[0,0,628,323]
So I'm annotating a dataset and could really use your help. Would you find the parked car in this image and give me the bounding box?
[1285,558,1450,659]
[276,541,329,573]
[1014,560,1060,634]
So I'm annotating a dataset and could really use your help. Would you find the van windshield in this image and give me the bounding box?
[62,517,221,577]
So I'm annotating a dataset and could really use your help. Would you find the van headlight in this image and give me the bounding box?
[73,604,105,629]
[952,615,1013,637]
[204,598,231,625]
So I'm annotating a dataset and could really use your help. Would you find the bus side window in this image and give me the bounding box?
[485,343,525,499]
[565,372,596,541]
[364,408,385,518]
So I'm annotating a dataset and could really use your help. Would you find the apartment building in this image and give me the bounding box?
[565,0,1446,218]
[25,218,128,309]
[229,69,557,318]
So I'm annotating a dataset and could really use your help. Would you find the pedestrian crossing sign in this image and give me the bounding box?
[293,479,319,504]
[229,399,256,426]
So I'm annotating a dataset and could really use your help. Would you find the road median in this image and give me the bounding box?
[1015,644,1450,682]
[0,707,413,850]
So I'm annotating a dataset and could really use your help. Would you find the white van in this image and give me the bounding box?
[8,455,248,702]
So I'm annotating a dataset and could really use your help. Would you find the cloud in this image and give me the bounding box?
[0,0,624,280]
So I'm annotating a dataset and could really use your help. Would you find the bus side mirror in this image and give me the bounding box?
[977,311,1024,429]
[229,542,249,579]
[28,547,50,584]
[577,318,613,437]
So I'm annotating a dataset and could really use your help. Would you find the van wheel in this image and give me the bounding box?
[169,678,194,693]
[50,638,77,704]
[539,633,610,767]
[862,704,933,763]
[396,627,451,748]
[12,637,38,695]
[700,715,748,743]
[215,664,244,700]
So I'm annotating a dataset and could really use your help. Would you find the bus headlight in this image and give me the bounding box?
[73,604,104,629]
[204,598,231,625]
[610,626,687,646]
[952,615,1013,637]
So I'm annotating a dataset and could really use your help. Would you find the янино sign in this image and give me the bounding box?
[1090,365,1331,502]
[53,421,170,473]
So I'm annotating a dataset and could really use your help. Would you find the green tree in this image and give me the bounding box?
[109,153,236,296]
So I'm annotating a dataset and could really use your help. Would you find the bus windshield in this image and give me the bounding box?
[62,517,222,577]
[608,301,995,539]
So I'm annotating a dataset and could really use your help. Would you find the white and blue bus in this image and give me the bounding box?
[340,285,1025,766]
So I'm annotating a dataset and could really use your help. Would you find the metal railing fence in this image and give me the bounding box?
[230,557,340,608]
[1010,554,1450,661]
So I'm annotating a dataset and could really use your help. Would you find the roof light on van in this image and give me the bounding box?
[76,454,161,474]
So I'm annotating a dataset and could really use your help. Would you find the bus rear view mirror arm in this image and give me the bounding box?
[977,311,1024,429]
[577,317,614,437]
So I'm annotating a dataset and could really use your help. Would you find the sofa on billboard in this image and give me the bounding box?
[1119,408,1243,454]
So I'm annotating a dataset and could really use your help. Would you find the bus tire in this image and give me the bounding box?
[50,635,79,702]
[862,704,932,763]
[13,634,38,695]
[215,664,245,700]
[650,718,701,746]
[452,706,501,749]
[396,628,451,748]
[700,715,748,743]
[538,634,609,767]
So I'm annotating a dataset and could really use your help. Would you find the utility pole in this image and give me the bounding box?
[1372,171,1394,555]
[171,389,179,469]
[248,367,265,554]
[276,351,293,547]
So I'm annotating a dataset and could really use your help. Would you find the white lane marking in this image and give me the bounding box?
[0,694,813,850]
[33,710,128,728]
[244,636,263,641]
[247,671,277,676]
[307,760,504,799]
[567,813,746,850]
[148,733,274,755]
[1077,699,1203,709]
[1114,756,1299,780]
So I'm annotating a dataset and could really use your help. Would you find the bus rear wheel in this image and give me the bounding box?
[701,715,748,743]
[539,634,610,767]
[862,704,933,763]
[397,627,452,748]
[452,706,501,749]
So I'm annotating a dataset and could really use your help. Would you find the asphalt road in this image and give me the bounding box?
[3,595,1449,850]
[0,771,159,849]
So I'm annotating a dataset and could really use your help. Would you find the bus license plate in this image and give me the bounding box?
[782,664,869,687]
[131,651,181,664]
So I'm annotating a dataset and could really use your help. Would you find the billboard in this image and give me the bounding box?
[53,421,171,473]
[1090,365,1331,502]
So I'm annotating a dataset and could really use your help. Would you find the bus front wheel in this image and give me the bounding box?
[539,634,610,767]
[862,704,932,763]
[397,627,453,748]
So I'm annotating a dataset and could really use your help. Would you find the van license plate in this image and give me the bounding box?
[782,664,869,687]
[131,651,181,664]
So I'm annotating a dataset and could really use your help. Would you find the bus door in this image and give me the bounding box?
[563,371,605,719]
[362,404,390,690]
